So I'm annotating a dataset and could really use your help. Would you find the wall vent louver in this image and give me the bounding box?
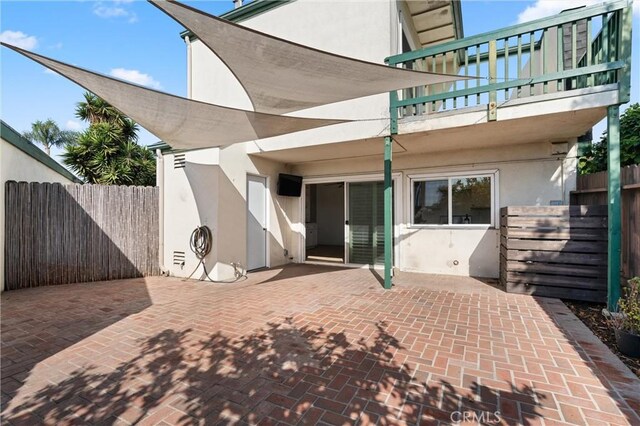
[173,251,185,266]
[174,154,186,169]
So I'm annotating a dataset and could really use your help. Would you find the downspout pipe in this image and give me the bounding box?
[156,148,167,275]
[184,35,192,98]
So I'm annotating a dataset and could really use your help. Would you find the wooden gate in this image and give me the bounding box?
[500,206,607,302]
[4,181,159,290]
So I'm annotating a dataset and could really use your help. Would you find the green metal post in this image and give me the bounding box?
[383,78,398,290]
[384,136,393,289]
[607,105,621,311]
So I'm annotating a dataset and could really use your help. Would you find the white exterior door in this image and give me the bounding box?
[247,175,267,270]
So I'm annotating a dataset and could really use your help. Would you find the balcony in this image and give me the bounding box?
[386,0,632,134]
[246,1,632,163]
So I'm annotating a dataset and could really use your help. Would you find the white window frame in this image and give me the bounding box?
[409,169,499,229]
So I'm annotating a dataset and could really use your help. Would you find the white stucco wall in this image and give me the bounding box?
[161,138,577,280]
[0,138,76,290]
[160,145,296,280]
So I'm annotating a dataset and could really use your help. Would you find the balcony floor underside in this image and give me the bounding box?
[251,85,617,164]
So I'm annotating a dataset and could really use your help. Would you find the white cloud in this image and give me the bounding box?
[65,120,83,131]
[109,68,162,89]
[0,30,38,50]
[93,1,138,23]
[518,0,639,23]
[49,42,63,50]
[43,68,57,75]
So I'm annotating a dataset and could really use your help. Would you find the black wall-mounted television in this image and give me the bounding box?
[277,174,303,197]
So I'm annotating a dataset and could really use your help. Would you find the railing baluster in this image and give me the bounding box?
[476,44,481,104]
[572,21,578,69]
[557,24,563,91]
[464,49,469,107]
[603,13,610,84]
[517,35,522,97]
[529,32,535,96]
[542,29,547,94]
[431,55,436,112]
[572,21,577,88]
[603,13,609,61]
[442,53,447,110]
[504,37,510,98]
[587,18,593,87]
[611,11,618,83]
[453,50,457,109]
[488,40,497,121]
[612,12,616,62]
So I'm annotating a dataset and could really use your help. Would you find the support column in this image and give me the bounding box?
[607,105,621,311]
[384,136,393,289]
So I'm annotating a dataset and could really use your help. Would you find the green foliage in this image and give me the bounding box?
[23,119,78,156]
[618,277,640,335]
[62,92,155,186]
[578,103,640,174]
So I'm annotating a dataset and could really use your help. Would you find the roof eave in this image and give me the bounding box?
[452,0,464,40]
[0,120,82,183]
[180,0,296,41]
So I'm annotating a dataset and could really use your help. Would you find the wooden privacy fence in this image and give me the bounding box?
[4,181,159,291]
[500,206,608,302]
[570,165,640,281]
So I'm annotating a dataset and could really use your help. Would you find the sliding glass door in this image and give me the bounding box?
[347,181,389,265]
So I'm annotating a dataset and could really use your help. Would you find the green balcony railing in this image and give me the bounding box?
[385,0,632,121]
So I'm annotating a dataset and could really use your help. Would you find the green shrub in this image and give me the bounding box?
[618,277,640,335]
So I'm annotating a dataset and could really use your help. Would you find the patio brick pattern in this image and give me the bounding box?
[1,264,639,425]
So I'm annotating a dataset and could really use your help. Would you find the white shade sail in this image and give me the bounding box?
[1,43,350,150]
[150,0,472,115]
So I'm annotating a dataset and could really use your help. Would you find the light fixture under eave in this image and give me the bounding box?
[1,42,351,151]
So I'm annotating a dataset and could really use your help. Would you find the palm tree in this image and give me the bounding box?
[23,119,78,156]
[62,93,155,186]
[75,92,138,141]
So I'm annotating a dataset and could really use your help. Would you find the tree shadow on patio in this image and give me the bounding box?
[3,318,546,425]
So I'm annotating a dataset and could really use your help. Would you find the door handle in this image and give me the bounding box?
[345,220,349,225]
[263,227,267,231]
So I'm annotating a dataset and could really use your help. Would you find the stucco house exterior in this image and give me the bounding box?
[0,120,81,289]
[150,0,632,283]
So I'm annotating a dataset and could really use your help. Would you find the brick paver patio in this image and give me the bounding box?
[1,264,639,425]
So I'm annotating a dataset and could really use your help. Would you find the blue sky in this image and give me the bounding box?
[1,0,638,163]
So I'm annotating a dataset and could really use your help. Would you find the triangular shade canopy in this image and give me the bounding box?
[150,0,472,115]
[1,43,349,150]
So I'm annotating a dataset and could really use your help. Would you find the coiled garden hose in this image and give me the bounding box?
[184,225,246,283]
[185,225,215,282]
